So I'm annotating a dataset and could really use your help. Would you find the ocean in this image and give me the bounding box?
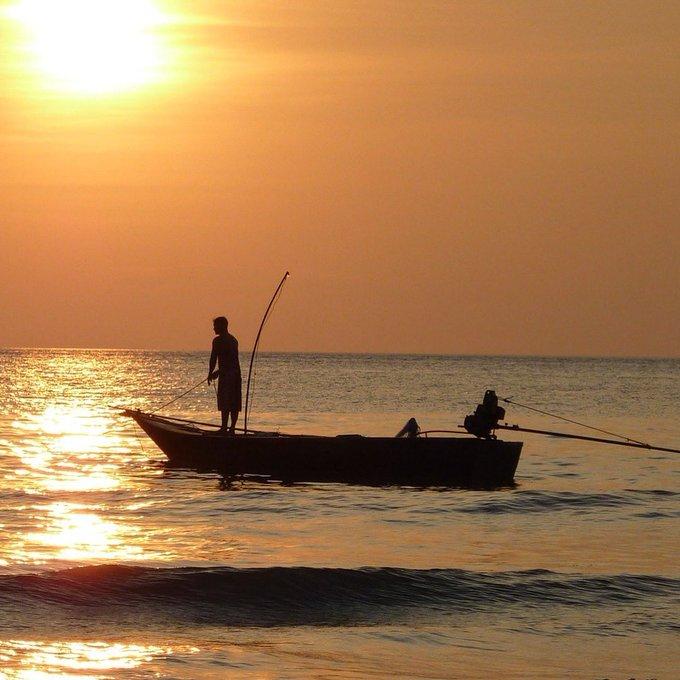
[0,349,678,678]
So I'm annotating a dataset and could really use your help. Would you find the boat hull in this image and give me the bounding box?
[127,411,522,488]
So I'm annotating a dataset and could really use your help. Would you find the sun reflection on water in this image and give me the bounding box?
[26,503,145,562]
[2,402,171,568]
[10,406,125,494]
[0,640,190,678]
[6,499,174,567]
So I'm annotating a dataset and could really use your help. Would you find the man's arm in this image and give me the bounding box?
[232,337,240,370]
[207,340,217,384]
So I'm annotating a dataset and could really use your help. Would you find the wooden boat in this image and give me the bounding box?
[122,272,679,487]
[124,408,523,488]
[125,277,521,488]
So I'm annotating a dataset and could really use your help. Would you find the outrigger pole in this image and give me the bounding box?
[493,423,680,454]
[458,391,680,454]
[244,271,290,433]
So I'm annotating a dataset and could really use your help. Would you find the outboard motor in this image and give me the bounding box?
[464,390,505,438]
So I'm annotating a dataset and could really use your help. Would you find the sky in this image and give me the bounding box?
[1,0,678,356]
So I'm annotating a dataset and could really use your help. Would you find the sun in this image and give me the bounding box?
[8,0,167,95]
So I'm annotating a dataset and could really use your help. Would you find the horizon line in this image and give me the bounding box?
[1,346,678,361]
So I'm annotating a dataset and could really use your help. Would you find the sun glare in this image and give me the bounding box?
[7,0,167,94]
[0,640,186,677]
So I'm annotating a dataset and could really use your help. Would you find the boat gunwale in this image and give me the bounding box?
[124,409,523,488]
[124,409,512,443]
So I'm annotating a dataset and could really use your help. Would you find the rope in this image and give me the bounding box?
[149,377,208,414]
[419,430,471,437]
[134,427,148,455]
[499,396,650,447]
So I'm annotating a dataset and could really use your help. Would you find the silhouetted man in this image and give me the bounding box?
[207,316,242,434]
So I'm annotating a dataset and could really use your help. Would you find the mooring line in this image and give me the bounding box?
[500,396,650,447]
[149,377,208,414]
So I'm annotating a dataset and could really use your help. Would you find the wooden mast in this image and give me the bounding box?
[243,271,290,433]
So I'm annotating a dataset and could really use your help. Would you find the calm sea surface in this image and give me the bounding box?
[0,350,678,678]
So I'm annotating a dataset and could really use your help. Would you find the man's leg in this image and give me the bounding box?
[229,410,239,434]
[220,410,229,431]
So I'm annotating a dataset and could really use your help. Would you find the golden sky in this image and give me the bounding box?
[1,1,678,355]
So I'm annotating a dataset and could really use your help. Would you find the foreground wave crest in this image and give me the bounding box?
[1,565,678,629]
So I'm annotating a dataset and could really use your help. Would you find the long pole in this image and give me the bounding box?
[494,423,680,454]
[244,271,290,432]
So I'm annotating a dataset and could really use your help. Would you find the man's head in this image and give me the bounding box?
[213,316,228,334]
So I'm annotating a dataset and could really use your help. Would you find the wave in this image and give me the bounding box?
[1,565,677,629]
[452,490,678,515]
